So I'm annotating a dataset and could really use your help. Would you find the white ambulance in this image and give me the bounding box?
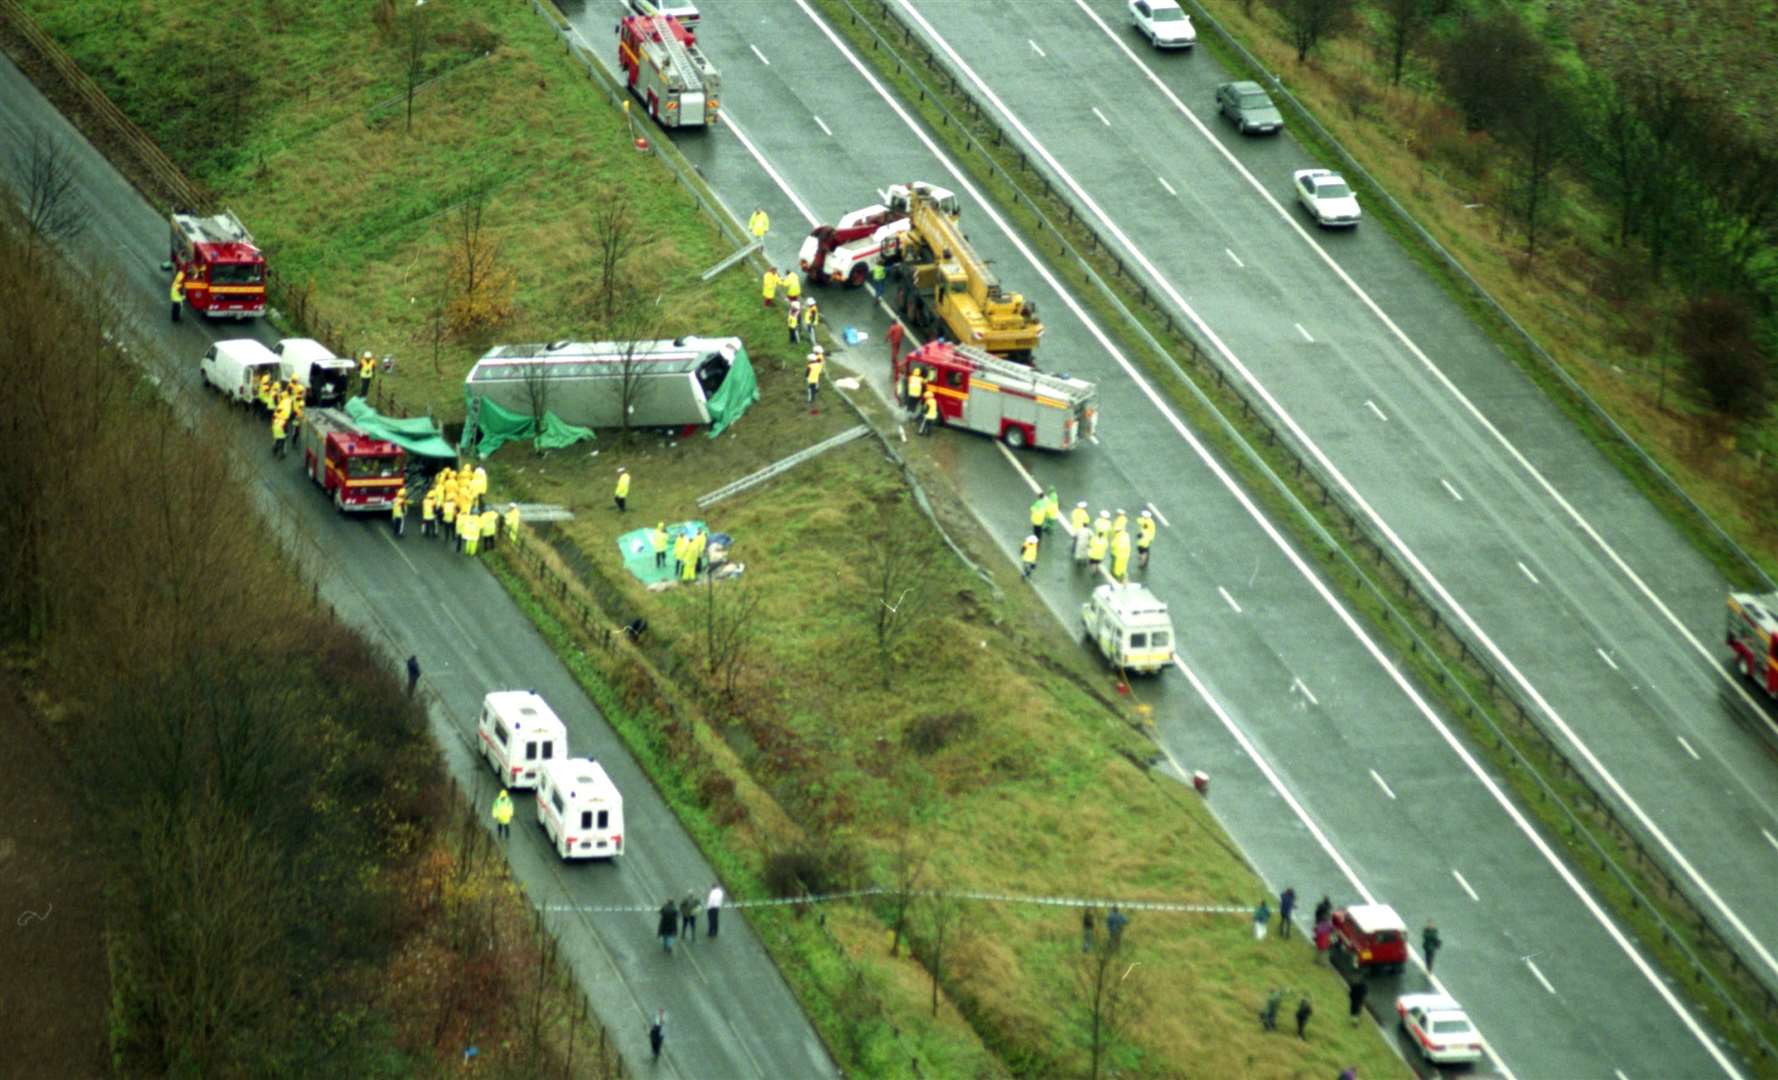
[536,758,625,861]
[477,690,567,791]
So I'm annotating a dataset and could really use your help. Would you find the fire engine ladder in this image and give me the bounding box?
[651,15,702,91]
[949,343,1089,398]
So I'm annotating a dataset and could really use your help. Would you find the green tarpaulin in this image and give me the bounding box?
[343,397,458,459]
[704,345,759,438]
[618,521,705,585]
[463,393,596,458]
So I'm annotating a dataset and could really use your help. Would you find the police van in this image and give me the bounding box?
[200,338,283,406]
[536,758,625,861]
[477,690,567,790]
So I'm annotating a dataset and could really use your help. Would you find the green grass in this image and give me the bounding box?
[12,0,1407,1074]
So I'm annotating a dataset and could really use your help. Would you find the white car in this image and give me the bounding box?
[1395,992,1484,1066]
[1294,168,1361,228]
[627,0,698,25]
[1129,0,1196,49]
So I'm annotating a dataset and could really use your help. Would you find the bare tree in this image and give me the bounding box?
[9,130,83,268]
[1500,68,1572,261]
[918,893,964,1018]
[602,291,663,440]
[855,496,939,689]
[1076,938,1143,1080]
[404,0,434,133]
[702,573,762,700]
[586,191,635,327]
[444,183,515,336]
[1268,0,1357,63]
[1375,0,1431,85]
[885,779,933,957]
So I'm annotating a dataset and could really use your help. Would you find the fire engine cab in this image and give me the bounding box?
[166,209,267,319]
[617,12,719,128]
[300,408,406,514]
[898,341,1097,452]
[799,182,956,288]
[1727,591,1778,696]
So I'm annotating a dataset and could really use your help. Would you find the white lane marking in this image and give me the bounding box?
[1051,0,1778,997]
[995,442,1043,494]
[1453,869,1480,902]
[381,526,420,575]
[1763,829,1778,854]
[812,114,833,137]
[1090,106,1111,127]
[1615,1071,1630,1080]
[1518,561,1541,586]
[1088,433,1099,445]
[1158,176,1177,196]
[438,598,478,650]
[1028,38,1046,57]
[1371,769,1396,800]
[1225,247,1244,267]
[1677,736,1701,761]
[1218,586,1242,614]
[1145,501,1171,528]
[1525,957,1557,995]
[718,114,820,226]
[1597,648,1620,671]
[1295,322,1314,343]
[883,1,1735,1072]
[749,43,771,66]
[1441,479,1465,503]
[1364,399,1387,422]
[1293,676,1319,706]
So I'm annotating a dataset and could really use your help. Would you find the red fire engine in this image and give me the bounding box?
[897,341,1097,451]
[167,209,267,319]
[618,14,720,128]
[1727,591,1778,696]
[301,408,407,514]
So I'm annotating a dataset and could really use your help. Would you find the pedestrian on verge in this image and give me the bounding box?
[1347,979,1367,1025]
[805,346,825,409]
[1253,898,1271,941]
[1422,919,1442,973]
[406,655,421,698]
[783,267,801,305]
[1295,994,1313,1039]
[359,350,377,396]
[1020,534,1039,578]
[1279,887,1297,940]
[169,270,185,322]
[920,389,938,436]
[1314,895,1332,926]
[649,1009,667,1061]
[680,891,701,942]
[887,319,906,367]
[1107,904,1128,949]
[1260,988,1282,1031]
[762,265,779,307]
[652,522,669,569]
[1314,918,1333,964]
[505,501,522,545]
[491,788,513,840]
[787,300,802,345]
[1081,907,1095,952]
[658,899,679,954]
[706,882,725,938]
[802,298,821,342]
[614,467,630,513]
[1338,1069,1357,1080]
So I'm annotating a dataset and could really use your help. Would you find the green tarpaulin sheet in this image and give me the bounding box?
[618,521,706,585]
[463,393,596,458]
[343,397,458,459]
[704,346,759,438]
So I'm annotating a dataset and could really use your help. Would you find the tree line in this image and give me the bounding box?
[0,183,616,1075]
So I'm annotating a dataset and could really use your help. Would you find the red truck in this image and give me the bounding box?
[301,408,405,513]
[166,210,268,319]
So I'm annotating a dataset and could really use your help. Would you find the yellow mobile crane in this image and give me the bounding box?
[884,185,1043,362]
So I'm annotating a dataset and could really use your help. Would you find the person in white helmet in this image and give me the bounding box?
[1137,510,1158,569]
[1070,500,1092,565]
[1020,534,1040,578]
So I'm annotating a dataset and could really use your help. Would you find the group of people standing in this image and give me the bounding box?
[262,373,308,458]
[656,884,726,953]
[1019,494,1157,582]
[414,461,520,555]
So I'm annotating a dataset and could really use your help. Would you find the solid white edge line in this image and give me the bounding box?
[1370,770,1396,800]
[995,442,1043,494]
[1452,869,1480,902]
[718,114,820,227]
[883,0,1743,1072]
[1053,0,1778,998]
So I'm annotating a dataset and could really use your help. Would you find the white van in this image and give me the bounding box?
[477,690,567,790]
[200,338,282,405]
[273,338,356,407]
[536,758,625,861]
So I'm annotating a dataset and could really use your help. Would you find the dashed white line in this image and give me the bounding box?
[1452,869,1479,902]
[1370,769,1397,800]
[1763,829,1778,854]
[1525,957,1557,995]
[1363,399,1387,422]
[1295,322,1314,343]
[1597,647,1620,671]
[749,43,771,65]
[1615,1071,1630,1080]
[1677,735,1700,761]
[716,114,819,225]
[1440,479,1465,503]
[1218,586,1242,614]
[1224,247,1244,267]
[1090,106,1111,127]
[1292,677,1319,706]
[1518,561,1541,586]
[812,114,832,137]
[1158,176,1177,196]
[1028,38,1046,57]
[1144,501,1171,528]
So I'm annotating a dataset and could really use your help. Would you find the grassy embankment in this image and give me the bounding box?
[1190,0,1778,584]
[809,0,1778,1064]
[15,0,1406,1075]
